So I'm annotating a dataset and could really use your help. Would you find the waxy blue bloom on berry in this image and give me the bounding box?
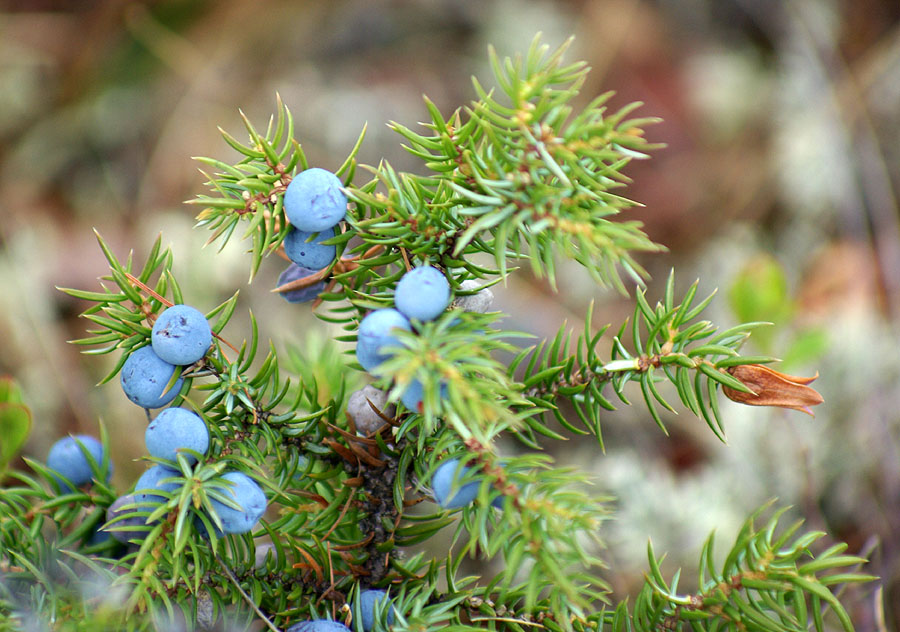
[105,494,152,543]
[208,471,267,534]
[283,226,336,270]
[432,458,479,509]
[395,266,450,321]
[145,407,209,465]
[284,167,347,232]
[355,589,395,632]
[400,378,447,413]
[286,621,350,632]
[105,465,181,543]
[47,435,109,491]
[133,464,181,504]
[120,345,183,409]
[151,304,212,366]
[356,308,411,372]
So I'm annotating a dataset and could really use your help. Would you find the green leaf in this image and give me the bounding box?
[781,327,829,370]
[728,254,791,351]
[0,376,24,404]
[0,402,31,473]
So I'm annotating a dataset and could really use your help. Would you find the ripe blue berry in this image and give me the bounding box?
[355,589,395,632]
[277,263,326,303]
[394,266,450,321]
[432,458,479,509]
[193,513,223,540]
[145,407,209,465]
[284,167,348,232]
[88,523,112,546]
[283,226,336,270]
[286,621,351,632]
[133,465,181,505]
[356,309,411,373]
[151,304,212,366]
[47,435,110,491]
[105,468,180,545]
[208,471,267,534]
[400,378,447,413]
[120,346,184,409]
[400,378,425,412]
[105,494,153,543]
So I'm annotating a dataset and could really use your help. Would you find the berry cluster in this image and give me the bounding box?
[104,402,265,541]
[56,301,268,545]
[355,266,451,412]
[120,304,212,408]
[278,167,347,304]
[352,267,502,513]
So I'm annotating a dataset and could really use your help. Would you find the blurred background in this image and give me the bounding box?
[1,0,898,627]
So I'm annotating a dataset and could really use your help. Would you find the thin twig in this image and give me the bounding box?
[215,551,280,632]
[124,271,173,307]
[322,481,358,542]
[471,617,546,628]
[328,542,336,620]
[399,247,411,271]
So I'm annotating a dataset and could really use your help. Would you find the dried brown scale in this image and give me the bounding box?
[273,244,380,295]
[237,190,273,216]
[139,302,157,325]
[220,429,252,456]
[279,432,409,588]
[722,364,823,415]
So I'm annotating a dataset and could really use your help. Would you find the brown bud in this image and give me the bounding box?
[722,364,824,416]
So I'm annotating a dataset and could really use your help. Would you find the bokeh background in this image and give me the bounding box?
[1,0,899,628]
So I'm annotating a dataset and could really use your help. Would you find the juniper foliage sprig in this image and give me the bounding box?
[189,95,366,280]
[388,37,665,290]
[633,504,877,631]
[514,271,774,448]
